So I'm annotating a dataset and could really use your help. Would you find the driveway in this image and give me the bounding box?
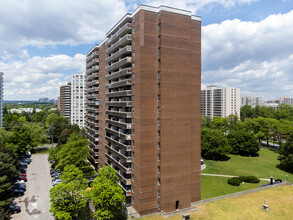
[12,154,54,220]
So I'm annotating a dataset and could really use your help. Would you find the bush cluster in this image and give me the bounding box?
[227,175,260,186]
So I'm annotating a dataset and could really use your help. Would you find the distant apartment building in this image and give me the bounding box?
[57,96,60,111]
[201,85,240,118]
[241,96,264,107]
[71,74,86,128]
[0,72,3,127]
[59,83,71,121]
[85,5,201,215]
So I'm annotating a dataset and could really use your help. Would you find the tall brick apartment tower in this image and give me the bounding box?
[85,5,201,215]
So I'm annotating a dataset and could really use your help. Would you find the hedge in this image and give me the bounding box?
[228,175,260,186]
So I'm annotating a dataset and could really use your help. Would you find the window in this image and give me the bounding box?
[158,11,161,18]
[132,151,134,158]
[158,71,161,78]
[132,129,134,136]
[157,142,160,150]
[158,154,160,162]
[158,130,160,138]
[132,62,135,68]
[132,72,135,79]
[132,95,134,101]
[132,27,135,34]
[132,84,135,90]
[158,118,160,125]
[132,106,135,112]
[132,39,135,45]
[158,59,161,67]
[132,140,135,146]
[158,178,161,185]
[157,95,160,102]
[158,83,160,90]
[132,174,135,181]
[132,51,135,57]
[158,35,161,43]
[132,196,134,204]
[158,202,160,210]
[158,190,161,198]
[158,166,161,174]
[158,106,161,114]
[132,185,134,193]
[132,118,135,124]
[132,16,135,23]
[132,163,134,170]
[158,23,161,31]
[158,48,160,54]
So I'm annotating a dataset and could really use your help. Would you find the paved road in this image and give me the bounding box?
[12,154,54,220]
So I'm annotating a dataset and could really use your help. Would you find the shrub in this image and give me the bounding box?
[239,176,260,183]
[228,177,242,186]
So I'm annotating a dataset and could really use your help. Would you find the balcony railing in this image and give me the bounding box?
[106,34,132,55]
[86,58,99,69]
[105,127,131,140]
[106,90,131,98]
[106,109,131,118]
[106,100,131,107]
[107,23,132,45]
[106,68,131,81]
[86,50,99,62]
[87,73,99,81]
[87,80,99,87]
[106,45,131,63]
[106,79,131,89]
[105,153,131,174]
[106,119,131,129]
[86,65,99,75]
[106,57,131,73]
[105,136,131,151]
[105,144,131,163]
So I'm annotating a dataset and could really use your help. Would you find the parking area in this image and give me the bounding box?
[12,153,54,220]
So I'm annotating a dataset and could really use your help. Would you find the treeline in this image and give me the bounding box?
[202,104,293,172]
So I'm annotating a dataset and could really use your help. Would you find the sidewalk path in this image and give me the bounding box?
[201,173,270,181]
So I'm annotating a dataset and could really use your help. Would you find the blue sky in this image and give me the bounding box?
[1,0,293,100]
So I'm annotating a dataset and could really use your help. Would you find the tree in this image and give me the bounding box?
[201,128,231,160]
[201,116,212,128]
[278,132,293,172]
[55,135,94,175]
[227,130,260,156]
[210,116,228,132]
[7,126,32,156]
[89,166,126,220]
[50,165,89,220]
[227,114,239,130]
[240,105,254,121]
[0,146,19,215]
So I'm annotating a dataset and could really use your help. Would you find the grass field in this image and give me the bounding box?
[201,175,267,200]
[202,147,293,181]
[140,185,293,220]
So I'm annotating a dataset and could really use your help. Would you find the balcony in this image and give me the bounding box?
[105,153,131,174]
[106,90,131,98]
[105,144,131,163]
[86,58,99,69]
[106,109,131,118]
[87,73,99,81]
[106,100,131,107]
[87,80,99,87]
[106,34,132,55]
[106,119,131,129]
[87,114,99,120]
[106,45,131,63]
[86,65,99,75]
[87,132,99,142]
[116,170,131,185]
[105,127,131,140]
[87,94,99,100]
[119,183,131,197]
[86,50,99,62]
[105,136,131,151]
[107,23,132,45]
[106,68,131,81]
[87,119,99,128]
[106,57,131,73]
[106,79,131,89]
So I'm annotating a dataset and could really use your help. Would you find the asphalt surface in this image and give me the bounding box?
[12,154,54,220]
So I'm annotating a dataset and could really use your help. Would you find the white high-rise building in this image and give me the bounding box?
[71,73,86,128]
[0,72,3,127]
[201,85,241,118]
[241,96,264,107]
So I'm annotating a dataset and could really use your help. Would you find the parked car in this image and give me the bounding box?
[19,176,27,182]
[51,171,61,178]
[52,179,62,186]
[20,163,27,168]
[20,168,26,174]
[15,180,25,184]
[21,159,31,164]
[20,174,27,178]
[14,184,26,191]
[14,182,26,189]
[12,189,24,196]
[9,204,21,213]
[50,168,56,175]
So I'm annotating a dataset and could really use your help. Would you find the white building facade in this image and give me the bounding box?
[0,72,3,127]
[201,85,241,118]
[241,96,264,107]
[71,74,86,128]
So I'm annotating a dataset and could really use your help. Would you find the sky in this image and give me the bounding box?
[1,0,293,100]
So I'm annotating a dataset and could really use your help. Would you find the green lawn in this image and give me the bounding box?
[202,147,293,181]
[201,175,267,200]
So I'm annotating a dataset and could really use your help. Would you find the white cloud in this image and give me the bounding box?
[0,54,85,100]
[202,10,293,98]
[0,0,127,57]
